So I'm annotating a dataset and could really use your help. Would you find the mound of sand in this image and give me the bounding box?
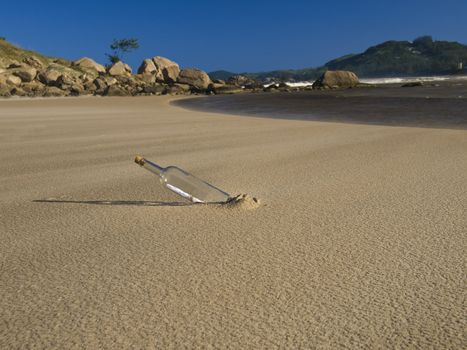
[223,194,261,210]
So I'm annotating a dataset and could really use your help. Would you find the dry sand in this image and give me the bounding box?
[0,95,466,349]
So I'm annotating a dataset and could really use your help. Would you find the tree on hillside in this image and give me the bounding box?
[106,38,139,64]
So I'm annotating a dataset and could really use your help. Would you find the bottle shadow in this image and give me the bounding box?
[32,199,193,207]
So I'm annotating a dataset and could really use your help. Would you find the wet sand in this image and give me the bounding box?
[0,95,466,349]
[175,80,467,129]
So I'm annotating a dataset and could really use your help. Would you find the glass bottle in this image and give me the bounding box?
[135,155,230,203]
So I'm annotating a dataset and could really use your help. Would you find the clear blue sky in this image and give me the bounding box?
[2,0,466,72]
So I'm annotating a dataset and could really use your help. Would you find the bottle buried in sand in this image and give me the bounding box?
[134,155,230,204]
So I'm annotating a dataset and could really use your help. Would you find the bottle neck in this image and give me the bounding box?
[144,159,164,176]
[135,156,164,176]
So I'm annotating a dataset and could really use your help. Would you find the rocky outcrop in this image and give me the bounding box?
[107,61,132,76]
[312,70,359,89]
[177,68,211,89]
[137,56,180,83]
[3,38,331,99]
[73,57,106,74]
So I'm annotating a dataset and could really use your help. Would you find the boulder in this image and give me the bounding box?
[43,86,67,97]
[177,68,211,89]
[37,69,62,86]
[73,57,106,74]
[104,84,130,96]
[312,70,359,89]
[23,56,43,69]
[114,75,136,87]
[107,61,132,76]
[135,73,157,84]
[167,83,191,95]
[137,59,158,75]
[83,80,97,93]
[0,86,12,97]
[93,76,117,91]
[152,56,180,83]
[142,84,167,95]
[21,81,46,95]
[13,66,37,82]
[10,87,26,97]
[55,74,75,89]
[6,74,22,86]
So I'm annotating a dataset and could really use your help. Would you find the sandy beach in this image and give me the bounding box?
[1,95,466,349]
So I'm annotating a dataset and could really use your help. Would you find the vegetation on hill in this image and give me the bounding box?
[0,38,60,69]
[209,36,467,81]
[325,36,467,76]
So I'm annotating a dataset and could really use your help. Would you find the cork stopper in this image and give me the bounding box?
[134,155,145,166]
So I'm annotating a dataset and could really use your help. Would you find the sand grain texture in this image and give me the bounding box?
[0,96,466,349]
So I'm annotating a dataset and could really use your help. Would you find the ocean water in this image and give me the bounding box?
[176,80,467,129]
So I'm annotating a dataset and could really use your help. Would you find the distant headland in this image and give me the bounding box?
[210,36,467,81]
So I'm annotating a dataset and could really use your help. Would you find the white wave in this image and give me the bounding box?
[360,75,467,84]
[263,81,314,88]
[262,75,467,88]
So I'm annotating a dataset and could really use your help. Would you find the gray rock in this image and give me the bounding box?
[13,67,37,82]
[43,86,67,97]
[177,68,211,89]
[55,74,75,89]
[21,81,46,95]
[0,86,12,97]
[152,56,180,83]
[93,76,117,90]
[107,61,132,76]
[312,70,359,89]
[135,73,157,84]
[73,57,106,74]
[6,74,22,86]
[37,69,62,86]
[104,84,130,96]
[142,84,167,95]
[137,59,157,75]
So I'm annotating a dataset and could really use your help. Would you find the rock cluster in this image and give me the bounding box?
[0,49,361,98]
[0,54,220,98]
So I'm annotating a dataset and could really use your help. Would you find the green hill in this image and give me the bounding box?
[209,36,467,81]
[325,36,467,76]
